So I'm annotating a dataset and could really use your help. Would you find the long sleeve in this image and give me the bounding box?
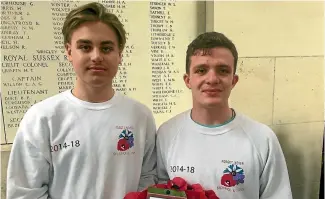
[156,128,170,184]
[7,110,52,199]
[138,112,158,191]
[259,132,293,199]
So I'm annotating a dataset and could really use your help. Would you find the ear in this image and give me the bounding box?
[65,43,73,62]
[183,73,191,89]
[231,74,239,88]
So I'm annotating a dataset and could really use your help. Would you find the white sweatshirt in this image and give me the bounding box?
[157,110,293,199]
[7,90,157,199]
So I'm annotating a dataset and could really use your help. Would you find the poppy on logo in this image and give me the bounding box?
[117,129,134,151]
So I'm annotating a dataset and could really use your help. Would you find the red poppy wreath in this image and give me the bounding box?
[124,177,220,199]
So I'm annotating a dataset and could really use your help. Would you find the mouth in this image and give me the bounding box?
[202,89,222,95]
[88,67,106,71]
[203,89,222,92]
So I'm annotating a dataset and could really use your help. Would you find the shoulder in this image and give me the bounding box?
[237,113,277,141]
[236,112,282,161]
[15,91,69,145]
[117,94,154,119]
[157,110,189,140]
[23,91,69,122]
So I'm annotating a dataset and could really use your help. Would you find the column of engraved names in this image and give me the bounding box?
[149,1,177,114]
[51,1,78,92]
[1,1,47,133]
[101,0,134,95]
[0,1,37,50]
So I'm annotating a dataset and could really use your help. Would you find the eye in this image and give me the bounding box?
[219,68,230,75]
[102,46,113,53]
[195,67,206,74]
[78,45,91,52]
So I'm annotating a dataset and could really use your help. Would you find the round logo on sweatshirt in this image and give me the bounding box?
[221,164,245,187]
[117,129,134,151]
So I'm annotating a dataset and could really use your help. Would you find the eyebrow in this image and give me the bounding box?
[193,64,208,69]
[194,64,231,68]
[218,64,231,68]
[76,39,115,45]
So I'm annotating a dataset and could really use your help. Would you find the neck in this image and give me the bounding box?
[72,81,114,103]
[191,105,233,126]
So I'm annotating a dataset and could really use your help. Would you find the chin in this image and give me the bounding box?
[204,103,222,108]
[87,80,111,88]
[201,98,224,108]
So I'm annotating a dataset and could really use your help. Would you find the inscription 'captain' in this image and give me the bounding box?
[12,76,42,81]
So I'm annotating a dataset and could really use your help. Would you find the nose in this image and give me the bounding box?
[206,70,220,85]
[91,48,103,62]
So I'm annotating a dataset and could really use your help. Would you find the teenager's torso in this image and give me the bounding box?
[23,90,153,199]
[157,110,273,199]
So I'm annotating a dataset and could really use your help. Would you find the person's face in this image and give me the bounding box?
[183,47,238,109]
[65,21,121,88]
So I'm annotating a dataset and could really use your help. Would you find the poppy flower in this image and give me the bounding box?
[221,173,237,187]
[124,190,147,199]
[117,139,130,151]
[167,177,187,191]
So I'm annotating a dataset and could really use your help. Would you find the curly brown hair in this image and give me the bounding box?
[186,32,238,74]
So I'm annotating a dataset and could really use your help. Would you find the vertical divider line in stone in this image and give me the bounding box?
[0,92,8,144]
[272,57,276,125]
[205,1,214,32]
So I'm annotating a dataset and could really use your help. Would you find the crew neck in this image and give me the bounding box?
[63,89,121,110]
[187,109,239,135]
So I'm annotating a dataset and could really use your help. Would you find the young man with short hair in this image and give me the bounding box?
[156,32,293,199]
[7,3,157,199]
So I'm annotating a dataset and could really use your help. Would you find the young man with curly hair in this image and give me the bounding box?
[156,32,293,199]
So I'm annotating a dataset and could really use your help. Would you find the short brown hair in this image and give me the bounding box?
[185,32,238,74]
[62,2,126,51]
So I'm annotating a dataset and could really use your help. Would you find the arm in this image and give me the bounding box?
[156,128,170,184]
[7,112,51,199]
[259,132,293,199]
[138,112,158,191]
